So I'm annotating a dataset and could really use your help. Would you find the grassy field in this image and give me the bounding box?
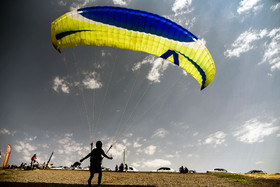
[0,169,279,186]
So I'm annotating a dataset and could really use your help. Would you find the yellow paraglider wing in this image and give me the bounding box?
[51,6,215,89]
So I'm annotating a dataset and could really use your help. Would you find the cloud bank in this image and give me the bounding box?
[225,27,280,72]
[233,118,280,143]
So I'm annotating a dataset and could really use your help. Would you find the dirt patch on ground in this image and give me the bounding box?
[0,169,279,186]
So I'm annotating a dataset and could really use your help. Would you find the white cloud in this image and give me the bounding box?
[132,56,170,83]
[147,58,169,83]
[58,0,131,11]
[69,0,92,11]
[108,142,126,159]
[132,137,143,148]
[57,133,72,144]
[188,153,193,158]
[237,0,263,15]
[270,2,280,11]
[169,0,194,27]
[14,141,38,162]
[199,38,207,46]
[14,141,37,153]
[10,132,93,166]
[82,72,103,89]
[152,128,168,138]
[185,17,196,29]
[122,139,131,146]
[260,28,280,72]
[56,133,90,166]
[41,144,49,149]
[172,0,192,13]
[53,76,70,94]
[101,50,111,57]
[203,131,227,147]
[132,56,151,71]
[225,27,280,71]
[0,128,15,136]
[233,119,280,143]
[113,0,130,6]
[224,28,267,58]
[143,145,157,155]
[132,158,171,169]
[166,154,174,158]
[0,128,10,134]
[58,0,67,6]
[133,142,142,148]
[25,136,37,141]
[125,133,133,138]
[53,71,103,94]
[143,159,171,168]
[193,132,198,136]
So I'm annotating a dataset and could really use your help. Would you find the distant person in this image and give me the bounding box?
[184,166,189,173]
[20,162,24,170]
[119,163,124,172]
[179,166,184,173]
[125,164,128,172]
[31,154,37,170]
[80,141,113,186]
[24,163,27,170]
[115,164,118,172]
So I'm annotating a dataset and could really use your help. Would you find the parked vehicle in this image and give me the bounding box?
[207,168,228,173]
[51,166,64,170]
[102,167,111,171]
[188,170,196,173]
[128,166,138,172]
[246,170,267,174]
[157,167,176,172]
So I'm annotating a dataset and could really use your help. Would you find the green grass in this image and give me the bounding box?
[206,173,277,184]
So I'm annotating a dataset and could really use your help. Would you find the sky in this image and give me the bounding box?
[0,0,280,173]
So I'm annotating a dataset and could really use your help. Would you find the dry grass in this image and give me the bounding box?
[0,169,279,186]
[243,173,280,180]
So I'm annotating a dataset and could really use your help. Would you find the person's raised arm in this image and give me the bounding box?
[80,152,91,162]
[101,149,113,160]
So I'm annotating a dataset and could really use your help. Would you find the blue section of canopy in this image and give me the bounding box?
[160,50,179,66]
[160,50,206,90]
[56,30,90,40]
[177,51,206,90]
[78,6,198,43]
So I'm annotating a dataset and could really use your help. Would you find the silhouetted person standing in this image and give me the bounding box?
[119,163,124,172]
[80,141,113,186]
[31,154,37,170]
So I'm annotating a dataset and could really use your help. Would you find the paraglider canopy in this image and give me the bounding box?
[51,6,215,90]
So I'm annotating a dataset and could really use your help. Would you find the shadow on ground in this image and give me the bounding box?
[0,182,156,187]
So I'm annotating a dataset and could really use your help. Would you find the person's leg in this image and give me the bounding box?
[98,171,102,185]
[88,171,94,187]
[31,161,34,170]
